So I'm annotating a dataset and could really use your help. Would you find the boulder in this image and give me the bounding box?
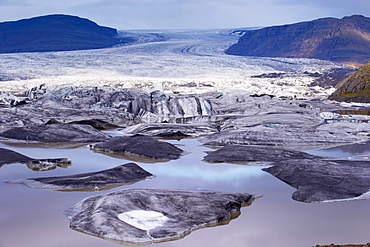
[8,163,153,191]
[263,159,370,203]
[0,147,71,170]
[64,188,260,244]
[203,145,318,164]
[0,124,110,143]
[90,135,185,160]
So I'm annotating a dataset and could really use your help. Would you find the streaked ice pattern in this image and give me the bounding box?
[0,29,350,97]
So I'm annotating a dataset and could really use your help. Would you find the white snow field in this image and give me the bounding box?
[0,28,351,97]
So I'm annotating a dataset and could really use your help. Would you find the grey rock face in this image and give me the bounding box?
[90,135,185,161]
[0,124,110,143]
[8,163,153,191]
[65,188,260,244]
[203,145,318,164]
[263,159,370,203]
[0,147,71,170]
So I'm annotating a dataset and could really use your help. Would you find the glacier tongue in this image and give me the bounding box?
[0,29,354,98]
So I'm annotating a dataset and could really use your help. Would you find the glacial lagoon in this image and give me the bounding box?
[1,137,370,247]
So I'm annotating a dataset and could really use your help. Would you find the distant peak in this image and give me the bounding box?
[343,14,367,19]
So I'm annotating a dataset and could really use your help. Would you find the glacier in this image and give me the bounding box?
[0,28,353,98]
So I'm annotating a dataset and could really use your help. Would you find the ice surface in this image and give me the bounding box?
[0,29,351,98]
[118,210,169,231]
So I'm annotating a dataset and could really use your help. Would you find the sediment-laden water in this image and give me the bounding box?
[1,137,370,247]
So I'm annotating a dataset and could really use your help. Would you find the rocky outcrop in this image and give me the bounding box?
[89,135,185,160]
[226,15,370,65]
[0,14,133,53]
[0,124,110,143]
[0,147,71,170]
[203,145,318,164]
[263,159,370,203]
[329,61,370,103]
[64,188,260,244]
[8,163,153,191]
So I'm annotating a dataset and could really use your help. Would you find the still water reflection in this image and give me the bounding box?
[1,139,370,247]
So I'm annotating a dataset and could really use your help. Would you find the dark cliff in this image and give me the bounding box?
[0,14,132,53]
[329,60,370,103]
[226,15,370,65]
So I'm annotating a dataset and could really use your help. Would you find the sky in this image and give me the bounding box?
[0,0,369,30]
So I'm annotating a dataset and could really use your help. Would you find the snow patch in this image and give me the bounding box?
[118,210,169,231]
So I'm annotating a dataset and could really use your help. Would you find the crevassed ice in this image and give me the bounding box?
[118,210,169,231]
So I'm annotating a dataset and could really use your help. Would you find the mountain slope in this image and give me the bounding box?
[0,14,132,53]
[226,15,370,65]
[329,61,370,103]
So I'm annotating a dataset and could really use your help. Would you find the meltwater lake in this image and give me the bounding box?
[1,135,370,247]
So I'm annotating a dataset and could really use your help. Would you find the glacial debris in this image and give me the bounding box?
[0,87,215,127]
[0,147,71,171]
[122,122,219,137]
[0,124,110,143]
[263,158,370,203]
[8,163,153,191]
[65,188,260,244]
[89,135,185,161]
[203,145,318,164]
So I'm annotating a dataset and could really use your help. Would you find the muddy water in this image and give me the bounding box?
[1,139,370,247]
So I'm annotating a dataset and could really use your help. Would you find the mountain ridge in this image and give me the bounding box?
[225,15,370,65]
[0,14,133,53]
[329,60,370,103]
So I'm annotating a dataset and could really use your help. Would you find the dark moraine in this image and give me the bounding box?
[89,135,185,160]
[64,188,261,244]
[8,163,153,191]
[263,158,370,203]
[0,147,71,170]
[203,145,318,164]
[0,124,110,143]
[46,118,121,130]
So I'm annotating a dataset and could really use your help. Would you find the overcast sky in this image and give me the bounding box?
[0,0,369,30]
